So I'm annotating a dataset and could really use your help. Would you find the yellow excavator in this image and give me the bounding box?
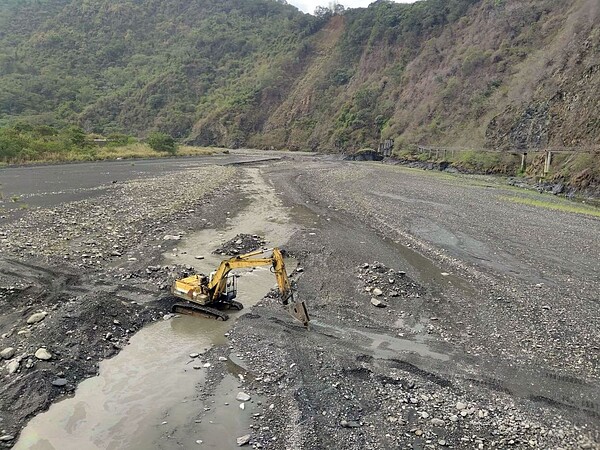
[171,247,310,327]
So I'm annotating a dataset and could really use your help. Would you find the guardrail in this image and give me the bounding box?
[416,145,599,174]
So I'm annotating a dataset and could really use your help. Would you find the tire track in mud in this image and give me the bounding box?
[306,316,600,422]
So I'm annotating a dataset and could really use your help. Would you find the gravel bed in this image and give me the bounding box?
[209,160,599,449]
[0,165,238,446]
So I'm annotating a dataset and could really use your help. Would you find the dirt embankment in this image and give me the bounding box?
[0,165,239,445]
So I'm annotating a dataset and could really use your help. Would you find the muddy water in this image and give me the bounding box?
[14,167,297,449]
[312,320,450,362]
[165,167,296,273]
[15,317,217,450]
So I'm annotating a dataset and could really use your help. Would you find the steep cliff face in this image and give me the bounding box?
[484,0,599,150]
[236,0,598,152]
[0,0,598,152]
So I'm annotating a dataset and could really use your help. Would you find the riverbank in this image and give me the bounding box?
[388,153,600,201]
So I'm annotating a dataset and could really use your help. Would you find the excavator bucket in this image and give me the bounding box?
[288,298,310,328]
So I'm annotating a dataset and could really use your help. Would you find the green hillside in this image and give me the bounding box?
[0,0,314,138]
[0,0,598,158]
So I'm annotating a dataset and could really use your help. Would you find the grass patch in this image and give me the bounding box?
[499,195,600,218]
[1,144,216,165]
[93,143,214,160]
[174,145,217,157]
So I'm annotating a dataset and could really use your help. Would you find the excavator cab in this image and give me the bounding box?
[221,275,237,302]
[207,271,237,302]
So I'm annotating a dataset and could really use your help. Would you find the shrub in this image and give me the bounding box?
[147,132,177,154]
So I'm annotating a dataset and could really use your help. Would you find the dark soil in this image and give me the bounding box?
[213,233,266,256]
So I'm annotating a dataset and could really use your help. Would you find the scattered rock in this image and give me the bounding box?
[370,298,387,308]
[189,353,200,358]
[0,347,15,360]
[236,392,251,402]
[0,435,15,442]
[372,288,383,296]
[236,434,251,446]
[218,356,228,361]
[195,255,205,260]
[456,401,467,410]
[552,183,565,195]
[27,311,48,324]
[34,348,52,360]
[163,235,182,241]
[431,418,445,426]
[340,419,361,428]
[6,359,19,374]
[52,378,68,387]
[214,234,265,256]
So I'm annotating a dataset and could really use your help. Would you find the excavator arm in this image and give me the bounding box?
[271,248,311,328]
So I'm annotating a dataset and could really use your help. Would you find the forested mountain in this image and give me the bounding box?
[0,0,598,152]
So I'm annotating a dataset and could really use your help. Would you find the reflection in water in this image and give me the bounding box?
[312,320,450,362]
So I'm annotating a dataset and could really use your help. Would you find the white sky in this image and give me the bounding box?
[288,0,417,14]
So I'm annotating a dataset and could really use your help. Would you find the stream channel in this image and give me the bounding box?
[14,167,297,449]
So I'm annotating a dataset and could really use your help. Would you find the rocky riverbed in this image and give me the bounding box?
[0,164,239,445]
[199,159,599,449]
[1,154,599,449]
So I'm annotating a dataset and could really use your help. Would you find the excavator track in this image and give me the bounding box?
[226,300,244,311]
[171,302,230,321]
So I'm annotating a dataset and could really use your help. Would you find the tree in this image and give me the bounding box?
[147,132,177,154]
[314,6,332,19]
[314,2,345,19]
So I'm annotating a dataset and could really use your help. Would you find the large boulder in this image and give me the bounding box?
[344,149,384,161]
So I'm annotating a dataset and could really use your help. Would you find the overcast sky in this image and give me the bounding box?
[288,0,417,14]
